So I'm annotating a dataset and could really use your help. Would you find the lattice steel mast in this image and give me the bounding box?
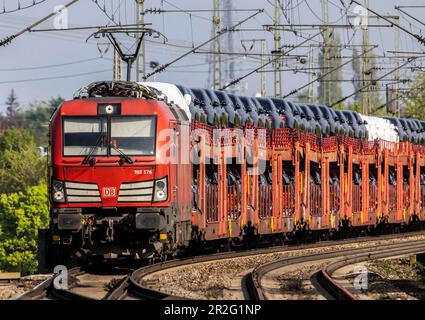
[273,0,283,97]
[135,0,146,81]
[212,0,222,89]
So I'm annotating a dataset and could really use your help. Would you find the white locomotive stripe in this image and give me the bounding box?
[67,196,101,202]
[65,182,99,190]
[119,189,153,196]
[120,181,154,189]
[66,189,100,196]
[118,195,152,202]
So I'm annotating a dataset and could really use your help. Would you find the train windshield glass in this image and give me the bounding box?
[111,116,156,156]
[63,116,156,157]
[63,117,107,156]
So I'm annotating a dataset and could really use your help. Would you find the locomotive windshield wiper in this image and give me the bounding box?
[82,131,106,165]
[110,143,134,164]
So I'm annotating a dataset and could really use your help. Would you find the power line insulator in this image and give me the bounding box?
[0,35,16,47]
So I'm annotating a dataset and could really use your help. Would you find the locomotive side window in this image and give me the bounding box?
[111,116,156,156]
[63,117,107,156]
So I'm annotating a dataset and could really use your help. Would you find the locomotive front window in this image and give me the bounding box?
[110,116,156,156]
[63,117,107,156]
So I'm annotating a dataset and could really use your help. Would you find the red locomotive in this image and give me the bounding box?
[43,82,193,267]
[40,80,425,269]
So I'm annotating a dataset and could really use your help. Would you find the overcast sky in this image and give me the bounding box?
[0,0,424,113]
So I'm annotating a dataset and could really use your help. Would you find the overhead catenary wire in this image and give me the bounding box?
[395,6,425,29]
[143,9,265,80]
[330,57,419,107]
[372,84,425,114]
[0,57,105,72]
[0,0,48,15]
[0,69,111,85]
[0,0,80,47]
[282,45,377,98]
[350,0,425,46]
[220,29,325,90]
[1,0,423,107]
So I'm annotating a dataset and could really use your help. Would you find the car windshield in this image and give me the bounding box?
[63,116,156,156]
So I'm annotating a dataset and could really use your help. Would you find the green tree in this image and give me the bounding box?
[48,96,64,110]
[20,96,63,145]
[5,89,19,117]
[0,128,46,194]
[344,102,363,113]
[0,184,49,274]
[4,89,22,128]
[405,72,425,120]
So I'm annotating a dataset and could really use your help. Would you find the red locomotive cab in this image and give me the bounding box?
[47,84,193,265]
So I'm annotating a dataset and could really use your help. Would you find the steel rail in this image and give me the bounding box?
[16,267,83,300]
[15,231,425,300]
[128,232,425,300]
[245,240,425,300]
[314,242,425,300]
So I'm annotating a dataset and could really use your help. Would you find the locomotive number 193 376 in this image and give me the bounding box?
[134,169,153,175]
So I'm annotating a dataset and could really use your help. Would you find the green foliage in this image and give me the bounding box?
[1,93,62,145]
[405,73,425,120]
[213,114,219,127]
[257,119,264,128]
[220,113,228,127]
[346,102,363,113]
[0,91,57,274]
[48,96,64,110]
[5,89,20,118]
[200,113,207,123]
[0,184,49,274]
[20,101,56,145]
[0,127,47,194]
[234,114,241,127]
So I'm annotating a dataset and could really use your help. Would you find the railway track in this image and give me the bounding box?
[122,232,425,300]
[15,231,425,300]
[245,240,425,300]
[313,241,425,300]
[16,267,127,301]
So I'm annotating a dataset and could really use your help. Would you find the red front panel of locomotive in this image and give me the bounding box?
[50,98,175,209]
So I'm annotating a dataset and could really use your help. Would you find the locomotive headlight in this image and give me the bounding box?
[52,179,65,203]
[153,178,167,202]
[105,105,114,114]
[97,103,121,115]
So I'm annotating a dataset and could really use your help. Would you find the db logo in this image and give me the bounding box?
[102,187,117,198]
